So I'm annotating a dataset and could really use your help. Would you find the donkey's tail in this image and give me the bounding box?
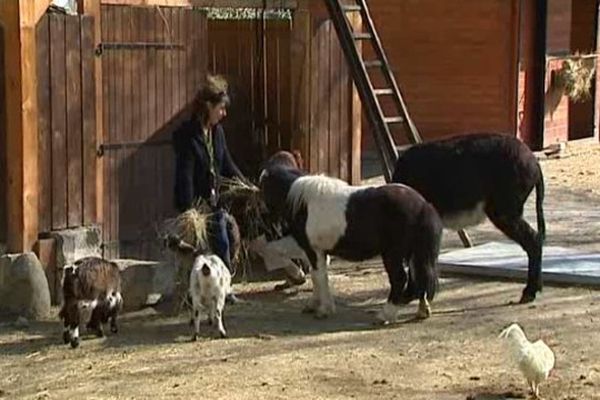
[535,166,546,244]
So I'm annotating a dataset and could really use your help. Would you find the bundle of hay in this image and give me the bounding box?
[219,177,281,241]
[556,54,596,103]
[163,207,211,250]
[219,177,283,279]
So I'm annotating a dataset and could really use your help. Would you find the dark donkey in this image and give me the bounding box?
[392,133,545,303]
[259,163,443,322]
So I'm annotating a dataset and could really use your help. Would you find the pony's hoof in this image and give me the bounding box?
[110,325,118,334]
[219,331,227,339]
[191,334,198,342]
[70,338,80,349]
[94,329,104,338]
[62,331,71,344]
[302,305,317,314]
[416,306,431,320]
[314,305,334,319]
[314,311,330,320]
[274,281,292,291]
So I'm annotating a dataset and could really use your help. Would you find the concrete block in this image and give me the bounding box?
[115,259,177,311]
[0,252,51,320]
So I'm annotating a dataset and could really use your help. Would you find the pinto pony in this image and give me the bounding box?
[259,163,443,322]
[392,133,545,303]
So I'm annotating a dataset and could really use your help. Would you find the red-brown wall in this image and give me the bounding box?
[363,0,520,151]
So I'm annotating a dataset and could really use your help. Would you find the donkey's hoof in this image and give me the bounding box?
[70,338,80,349]
[62,331,71,344]
[219,331,227,339]
[94,329,104,338]
[519,290,537,304]
[110,325,118,334]
[191,334,198,342]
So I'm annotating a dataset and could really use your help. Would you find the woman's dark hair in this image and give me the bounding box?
[192,75,230,122]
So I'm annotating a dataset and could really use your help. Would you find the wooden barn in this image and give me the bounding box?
[2,0,598,269]
[0,0,362,268]
[361,0,600,155]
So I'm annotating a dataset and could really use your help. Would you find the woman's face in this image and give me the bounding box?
[207,100,228,126]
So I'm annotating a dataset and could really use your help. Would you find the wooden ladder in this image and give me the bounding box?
[324,0,473,248]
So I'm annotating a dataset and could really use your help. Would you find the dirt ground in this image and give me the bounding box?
[1,143,599,400]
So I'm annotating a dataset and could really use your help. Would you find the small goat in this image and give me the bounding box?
[59,257,123,348]
[189,254,232,340]
[166,235,233,339]
[392,133,545,303]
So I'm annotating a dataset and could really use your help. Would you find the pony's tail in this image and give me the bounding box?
[411,204,442,301]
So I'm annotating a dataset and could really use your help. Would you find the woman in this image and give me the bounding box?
[173,75,244,302]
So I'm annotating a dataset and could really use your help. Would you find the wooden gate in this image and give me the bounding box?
[207,19,292,177]
[36,12,97,233]
[101,5,207,259]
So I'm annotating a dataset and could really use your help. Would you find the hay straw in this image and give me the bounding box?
[557,54,596,103]
[219,177,282,280]
[162,207,211,250]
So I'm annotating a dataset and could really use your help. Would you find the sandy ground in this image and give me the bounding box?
[1,143,599,400]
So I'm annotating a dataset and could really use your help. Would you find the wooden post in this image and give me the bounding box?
[595,0,600,142]
[521,0,547,150]
[348,11,362,185]
[78,0,104,225]
[0,1,51,252]
[290,0,311,162]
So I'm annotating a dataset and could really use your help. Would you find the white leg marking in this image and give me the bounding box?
[379,301,401,324]
[314,252,335,318]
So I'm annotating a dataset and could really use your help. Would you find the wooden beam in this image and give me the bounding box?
[349,11,361,185]
[290,0,310,161]
[78,0,104,226]
[595,0,600,142]
[101,0,297,8]
[0,0,40,252]
[35,0,53,25]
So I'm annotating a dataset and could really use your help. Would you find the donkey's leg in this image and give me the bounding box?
[379,252,408,324]
[313,252,335,319]
[487,207,542,303]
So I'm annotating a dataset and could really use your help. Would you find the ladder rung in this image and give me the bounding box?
[363,60,383,68]
[384,116,405,124]
[342,5,362,12]
[374,89,393,96]
[353,33,373,40]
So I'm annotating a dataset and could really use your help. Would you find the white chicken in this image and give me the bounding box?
[498,323,555,399]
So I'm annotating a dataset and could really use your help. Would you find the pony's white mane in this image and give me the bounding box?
[287,174,358,215]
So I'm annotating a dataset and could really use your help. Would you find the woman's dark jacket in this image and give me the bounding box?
[173,118,243,212]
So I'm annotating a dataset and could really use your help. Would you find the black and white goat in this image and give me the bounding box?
[59,257,123,348]
[392,133,545,303]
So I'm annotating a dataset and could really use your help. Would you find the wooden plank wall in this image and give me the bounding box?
[207,17,354,180]
[36,12,97,234]
[207,19,292,177]
[101,6,207,259]
[0,23,5,244]
[307,18,352,180]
